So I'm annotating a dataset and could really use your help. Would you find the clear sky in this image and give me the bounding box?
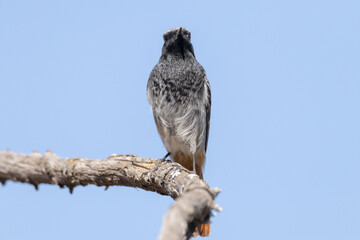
[0,1,359,239]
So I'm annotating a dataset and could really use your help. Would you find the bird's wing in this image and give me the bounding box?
[147,65,161,108]
[204,77,211,153]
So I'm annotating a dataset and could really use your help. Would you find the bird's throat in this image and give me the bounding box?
[177,36,186,60]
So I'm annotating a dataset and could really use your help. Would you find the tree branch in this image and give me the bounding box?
[0,150,221,240]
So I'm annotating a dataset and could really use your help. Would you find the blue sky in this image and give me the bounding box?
[1,1,359,239]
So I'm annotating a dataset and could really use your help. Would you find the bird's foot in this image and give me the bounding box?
[160,152,171,162]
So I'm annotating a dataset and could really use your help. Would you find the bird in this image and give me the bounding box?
[147,27,211,237]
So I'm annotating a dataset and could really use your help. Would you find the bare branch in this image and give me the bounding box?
[0,150,221,240]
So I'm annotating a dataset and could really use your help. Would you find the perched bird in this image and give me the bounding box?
[147,27,211,236]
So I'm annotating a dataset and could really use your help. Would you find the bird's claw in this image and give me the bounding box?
[161,152,171,162]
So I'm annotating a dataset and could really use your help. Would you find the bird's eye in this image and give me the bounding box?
[164,32,176,41]
[164,33,172,41]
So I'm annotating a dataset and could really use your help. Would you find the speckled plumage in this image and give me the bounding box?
[147,27,211,180]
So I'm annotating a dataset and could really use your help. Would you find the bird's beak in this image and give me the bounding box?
[177,28,183,39]
[176,28,185,59]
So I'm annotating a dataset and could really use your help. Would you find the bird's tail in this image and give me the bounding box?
[192,155,210,238]
[173,151,205,179]
[173,151,210,237]
[193,221,211,237]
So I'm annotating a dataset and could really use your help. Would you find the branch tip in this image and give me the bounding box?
[211,187,221,197]
[0,178,6,186]
[29,179,39,191]
[31,150,42,157]
[68,185,75,194]
[211,203,223,212]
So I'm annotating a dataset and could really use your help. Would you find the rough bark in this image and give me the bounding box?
[0,150,221,240]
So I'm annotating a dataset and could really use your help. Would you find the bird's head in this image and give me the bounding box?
[161,27,195,59]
